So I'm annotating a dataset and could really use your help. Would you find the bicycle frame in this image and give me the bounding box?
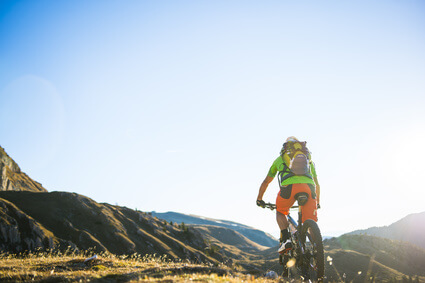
[287,206,300,231]
[285,206,305,266]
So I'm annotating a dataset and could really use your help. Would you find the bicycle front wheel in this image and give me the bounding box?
[300,219,325,282]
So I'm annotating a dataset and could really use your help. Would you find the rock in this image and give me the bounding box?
[265,270,278,279]
[0,146,47,192]
[0,198,61,252]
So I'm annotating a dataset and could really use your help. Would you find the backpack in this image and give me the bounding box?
[278,141,312,184]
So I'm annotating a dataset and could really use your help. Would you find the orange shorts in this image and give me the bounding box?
[276,183,318,223]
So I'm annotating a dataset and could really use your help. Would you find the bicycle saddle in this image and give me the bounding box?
[294,192,309,206]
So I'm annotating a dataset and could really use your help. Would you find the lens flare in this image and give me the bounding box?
[286,258,296,268]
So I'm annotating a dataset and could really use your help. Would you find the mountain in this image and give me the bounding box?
[151,211,277,248]
[0,190,282,275]
[253,233,425,282]
[193,225,267,254]
[0,146,46,192]
[0,146,269,273]
[348,211,425,249]
[323,234,425,282]
[0,190,218,262]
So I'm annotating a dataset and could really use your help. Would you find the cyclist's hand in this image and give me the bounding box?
[256,199,266,208]
[317,203,321,209]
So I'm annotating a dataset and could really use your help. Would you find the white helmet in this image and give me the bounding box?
[286,136,299,142]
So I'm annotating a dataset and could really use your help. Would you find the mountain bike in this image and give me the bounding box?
[264,193,324,282]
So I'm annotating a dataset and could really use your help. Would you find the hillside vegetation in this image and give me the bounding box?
[152,211,277,247]
[0,251,258,282]
[349,211,425,249]
[0,191,219,263]
[323,235,425,282]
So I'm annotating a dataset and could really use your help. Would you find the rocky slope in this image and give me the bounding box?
[0,191,218,263]
[0,146,46,192]
[0,197,57,252]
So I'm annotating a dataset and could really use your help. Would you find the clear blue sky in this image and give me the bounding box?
[1,0,424,238]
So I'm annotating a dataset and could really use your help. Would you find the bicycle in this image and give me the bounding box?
[263,193,324,282]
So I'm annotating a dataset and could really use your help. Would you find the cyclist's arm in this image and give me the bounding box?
[310,162,320,204]
[257,175,274,201]
[314,176,320,204]
[257,157,280,201]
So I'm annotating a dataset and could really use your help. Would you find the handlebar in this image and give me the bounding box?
[263,202,301,211]
[264,203,276,210]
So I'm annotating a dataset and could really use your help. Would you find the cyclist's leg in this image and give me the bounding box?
[276,211,288,230]
[276,185,296,253]
[276,184,296,229]
[292,183,318,223]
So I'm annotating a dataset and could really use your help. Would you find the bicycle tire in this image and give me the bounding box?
[300,219,325,282]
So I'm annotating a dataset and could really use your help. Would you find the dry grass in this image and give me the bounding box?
[0,250,280,282]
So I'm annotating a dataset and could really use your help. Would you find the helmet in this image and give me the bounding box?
[286,136,299,142]
[281,136,300,154]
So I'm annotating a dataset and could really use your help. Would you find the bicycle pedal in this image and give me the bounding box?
[278,247,292,255]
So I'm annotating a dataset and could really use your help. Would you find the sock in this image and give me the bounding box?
[280,229,290,242]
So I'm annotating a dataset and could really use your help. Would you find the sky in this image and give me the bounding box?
[1,0,424,239]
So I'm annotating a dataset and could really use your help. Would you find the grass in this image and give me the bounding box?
[0,250,279,282]
[2,250,424,283]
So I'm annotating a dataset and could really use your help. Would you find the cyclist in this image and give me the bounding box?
[256,136,320,254]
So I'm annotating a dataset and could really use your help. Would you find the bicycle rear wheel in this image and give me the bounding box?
[300,219,325,282]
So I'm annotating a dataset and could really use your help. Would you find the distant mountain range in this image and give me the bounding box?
[151,211,277,248]
[347,211,425,249]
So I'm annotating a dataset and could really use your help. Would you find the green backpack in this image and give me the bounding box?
[278,141,312,183]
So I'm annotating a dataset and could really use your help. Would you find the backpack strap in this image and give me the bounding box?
[278,160,293,188]
[279,169,313,185]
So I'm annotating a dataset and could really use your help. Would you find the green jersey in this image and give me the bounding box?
[267,156,317,186]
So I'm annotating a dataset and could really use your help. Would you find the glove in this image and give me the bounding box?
[317,203,321,209]
[256,199,266,208]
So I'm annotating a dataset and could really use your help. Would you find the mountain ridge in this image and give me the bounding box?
[151,211,277,248]
[0,190,217,263]
[347,211,425,249]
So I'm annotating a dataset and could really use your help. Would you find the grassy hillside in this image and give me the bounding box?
[323,234,425,282]
[0,251,255,282]
[152,211,277,247]
[348,211,425,250]
[193,225,267,254]
[0,191,217,263]
[252,234,425,282]
[0,190,277,276]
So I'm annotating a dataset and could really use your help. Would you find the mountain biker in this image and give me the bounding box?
[256,136,320,254]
